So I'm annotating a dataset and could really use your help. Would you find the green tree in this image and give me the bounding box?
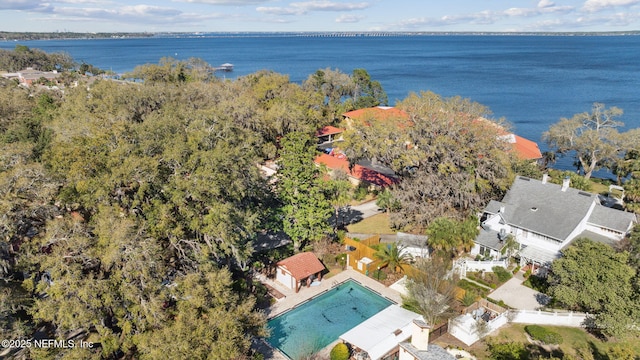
[350,68,388,109]
[134,266,266,360]
[548,238,637,337]
[543,103,627,179]
[374,242,413,273]
[303,68,353,121]
[486,339,528,360]
[343,91,513,231]
[277,132,332,251]
[426,216,479,257]
[376,187,400,214]
[323,174,353,233]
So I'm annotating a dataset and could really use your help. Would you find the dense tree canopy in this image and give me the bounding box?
[2,49,395,357]
[0,45,75,72]
[343,91,514,231]
[549,238,638,338]
[544,102,640,180]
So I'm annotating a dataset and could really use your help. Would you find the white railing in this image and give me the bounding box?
[465,259,508,272]
[449,312,509,346]
[509,310,588,327]
[454,258,508,277]
[449,309,588,345]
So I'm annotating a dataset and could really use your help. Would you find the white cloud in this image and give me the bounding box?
[384,2,577,31]
[504,7,538,17]
[335,14,363,23]
[174,0,267,5]
[583,0,640,12]
[256,6,299,15]
[292,1,370,12]
[538,0,555,8]
[0,0,47,10]
[257,1,369,16]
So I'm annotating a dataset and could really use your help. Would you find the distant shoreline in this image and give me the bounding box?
[1,30,640,41]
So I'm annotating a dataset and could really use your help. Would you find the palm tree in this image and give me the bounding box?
[426,216,479,257]
[376,188,394,214]
[374,243,413,273]
[500,234,520,259]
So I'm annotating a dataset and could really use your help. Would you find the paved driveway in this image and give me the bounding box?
[331,200,383,227]
[489,275,550,310]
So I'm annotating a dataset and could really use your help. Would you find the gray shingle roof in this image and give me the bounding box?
[497,176,596,241]
[484,200,505,215]
[587,204,637,232]
[399,343,456,360]
[474,228,506,251]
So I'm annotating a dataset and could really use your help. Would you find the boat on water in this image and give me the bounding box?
[216,63,233,71]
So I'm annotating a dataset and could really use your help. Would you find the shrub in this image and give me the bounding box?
[353,185,368,201]
[492,266,513,283]
[330,342,350,360]
[524,325,563,345]
[372,269,387,281]
[512,265,521,274]
[461,291,476,306]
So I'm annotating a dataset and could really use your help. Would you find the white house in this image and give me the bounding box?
[339,305,455,360]
[472,175,637,271]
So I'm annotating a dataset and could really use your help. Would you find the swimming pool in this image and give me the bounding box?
[267,280,393,359]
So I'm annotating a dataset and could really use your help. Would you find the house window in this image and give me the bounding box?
[480,246,491,257]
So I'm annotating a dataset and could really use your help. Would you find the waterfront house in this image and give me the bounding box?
[472,175,637,273]
[343,106,542,161]
[314,151,398,189]
[2,67,61,87]
[314,123,398,189]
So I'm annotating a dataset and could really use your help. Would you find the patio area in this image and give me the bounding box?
[489,271,550,310]
[253,269,405,359]
[257,268,403,319]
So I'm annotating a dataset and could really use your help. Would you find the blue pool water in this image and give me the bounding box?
[267,280,393,359]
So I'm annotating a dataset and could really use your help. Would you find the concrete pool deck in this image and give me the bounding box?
[254,269,405,359]
[259,269,404,319]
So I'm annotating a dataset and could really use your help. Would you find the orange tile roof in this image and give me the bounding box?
[513,135,543,160]
[469,117,542,159]
[314,153,398,188]
[277,252,325,280]
[316,125,345,137]
[343,106,410,122]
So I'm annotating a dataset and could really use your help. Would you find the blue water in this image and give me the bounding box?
[2,34,639,174]
[267,280,392,359]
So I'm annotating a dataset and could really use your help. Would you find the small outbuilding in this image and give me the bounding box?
[276,252,325,293]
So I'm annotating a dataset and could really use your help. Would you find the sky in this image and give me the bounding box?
[0,0,639,33]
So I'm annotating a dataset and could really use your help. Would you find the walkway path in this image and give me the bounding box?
[489,271,550,310]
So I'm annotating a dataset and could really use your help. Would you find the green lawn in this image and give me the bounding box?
[346,213,396,234]
[473,323,640,360]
